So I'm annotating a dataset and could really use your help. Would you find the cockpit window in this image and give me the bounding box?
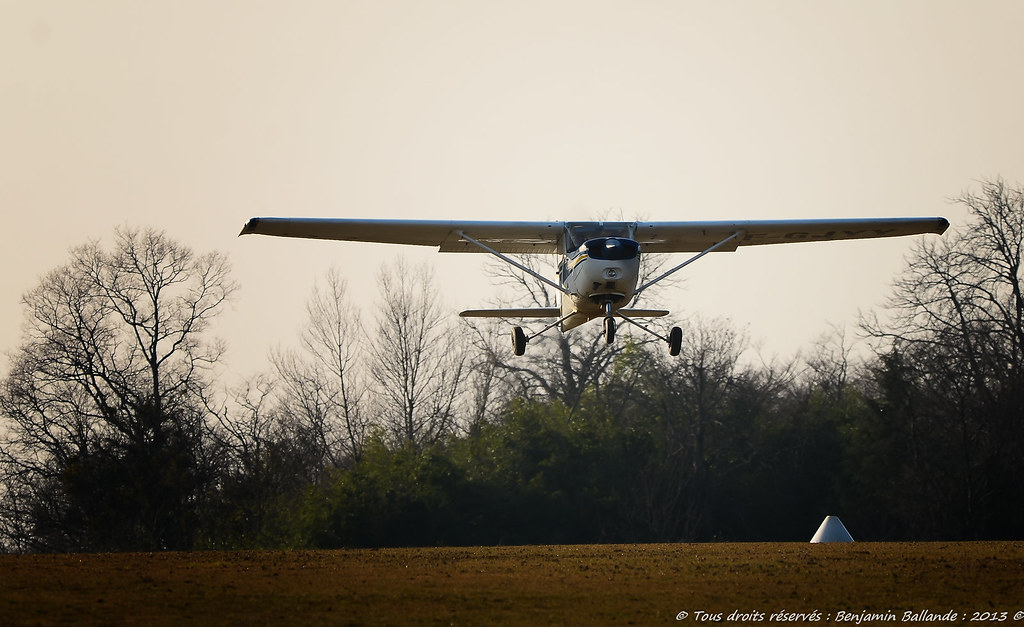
[585,238,640,261]
[566,222,634,251]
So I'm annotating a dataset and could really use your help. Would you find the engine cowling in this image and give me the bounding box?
[563,238,641,314]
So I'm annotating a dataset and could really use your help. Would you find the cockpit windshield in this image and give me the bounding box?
[565,222,634,251]
[585,238,640,261]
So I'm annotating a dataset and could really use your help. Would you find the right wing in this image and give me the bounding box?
[240,217,564,253]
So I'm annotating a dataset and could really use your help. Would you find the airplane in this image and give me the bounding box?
[239,216,949,356]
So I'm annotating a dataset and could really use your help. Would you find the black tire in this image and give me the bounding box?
[512,326,528,356]
[669,326,682,356]
[604,317,616,344]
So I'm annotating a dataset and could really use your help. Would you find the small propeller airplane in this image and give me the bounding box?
[240,216,948,356]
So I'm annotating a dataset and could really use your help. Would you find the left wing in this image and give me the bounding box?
[240,217,563,253]
[634,217,950,253]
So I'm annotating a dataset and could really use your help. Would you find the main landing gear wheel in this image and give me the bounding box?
[669,326,682,356]
[512,326,528,356]
[603,317,616,344]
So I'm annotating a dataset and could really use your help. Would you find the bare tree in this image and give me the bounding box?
[270,268,367,470]
[801,323,858,402]
[206,376,282,546]
[860,177,1024,537]
[213,377,278,478]
[369,259,466,448]
[671,316,749,537]
[461,320,513,431]
[0,227,235,551]
[602,314,751,541]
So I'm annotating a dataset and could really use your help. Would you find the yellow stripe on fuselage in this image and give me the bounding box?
[569,253,589,271]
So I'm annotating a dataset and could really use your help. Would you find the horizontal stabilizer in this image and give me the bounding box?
[459,307,670,319]
[460,308,560,318]
[619,309,670,318]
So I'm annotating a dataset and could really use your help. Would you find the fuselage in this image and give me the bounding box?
[557,224,642,330]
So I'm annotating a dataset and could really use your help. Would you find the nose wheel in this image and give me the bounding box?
[603,316,616,344]
[601,301,617,344]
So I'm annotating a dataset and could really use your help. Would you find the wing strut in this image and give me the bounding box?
[528,311,579,340]
[456,230,571,296]
[635,230,745,297]
[614,310,671,343]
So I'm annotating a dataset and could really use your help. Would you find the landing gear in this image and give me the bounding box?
[602,302,616,344]
[507,313,578,357]
[511,326,528,356]
[669,326,682,356]
[607,314,684,357]
[456,226,744,361]
[512,317,681,356]
[603,316,616,344]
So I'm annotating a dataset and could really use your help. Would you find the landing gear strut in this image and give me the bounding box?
[602,302,616,344]
[603,316,616,344]
[612,313,683,356]
[512,313,681,356]
[508,311,578,356]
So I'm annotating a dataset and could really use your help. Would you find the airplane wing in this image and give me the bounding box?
[632,217,950,253]
[240,216,948,254]
[240,217,564,253]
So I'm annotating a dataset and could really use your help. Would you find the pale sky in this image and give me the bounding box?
[2,1,1022,377]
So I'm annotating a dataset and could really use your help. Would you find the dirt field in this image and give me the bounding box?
[2,542,1022,625]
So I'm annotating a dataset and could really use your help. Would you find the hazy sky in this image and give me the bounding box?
[3,1,1023,376]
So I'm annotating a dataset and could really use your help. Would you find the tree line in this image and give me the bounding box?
[1,179,1022,552]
